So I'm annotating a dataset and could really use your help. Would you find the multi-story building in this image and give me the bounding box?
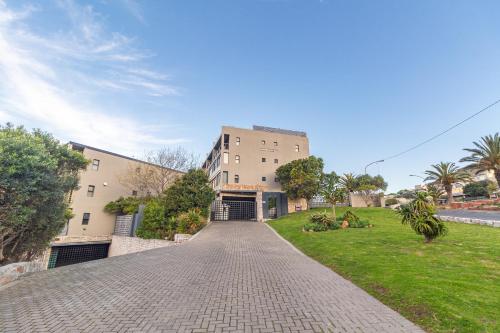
[64,142,183,238]
[202,125,310,221]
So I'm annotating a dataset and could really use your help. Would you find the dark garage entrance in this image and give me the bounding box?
[211,200,257,221]
[48,243,110,269]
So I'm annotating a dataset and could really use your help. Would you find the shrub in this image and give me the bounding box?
[310,213,337,229]
[163,169,215,218]
[341,210,360,223]
[176,209,206,235]
[104,196,144,215]
[303,223,328,232]
[398,192,447,243]
[385,198,398,206]
[136,200,168,239]
[348,220,370,228]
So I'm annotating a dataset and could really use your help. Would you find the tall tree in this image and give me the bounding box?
[355,174,388,207]
[319,172,346,220]
[276,156,324,209]
[0,124,88,263]
[424,162,470,204]
[119,147,198,196]
[460,133,500,187]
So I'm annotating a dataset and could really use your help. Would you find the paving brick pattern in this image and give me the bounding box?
[0,222,423,332]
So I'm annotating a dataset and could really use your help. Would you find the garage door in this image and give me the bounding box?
[211,200,257,221]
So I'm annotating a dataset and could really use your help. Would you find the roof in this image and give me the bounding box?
[252,125,307,137]
[69,142,185,173]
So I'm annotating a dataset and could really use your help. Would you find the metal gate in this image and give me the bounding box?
[47,243,110,269]
[211,200,257,221]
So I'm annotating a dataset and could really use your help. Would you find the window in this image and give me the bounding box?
[92,159,100,170]
[234,174,239,183]
[222,171,228,184]
[235,155,240,164]
[82,213,90,225]
[295,145,300,152]
[132,190,138,197]
[236,137,240,146]
[262,157,266,163]
[262,176,267,181]
[261,140,266,145]
[273,141,278,146]
[274,159,278,164]
[223,152,229,164]
[87,185,95,197]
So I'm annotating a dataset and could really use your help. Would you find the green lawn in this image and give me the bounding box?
[268,207,500,333]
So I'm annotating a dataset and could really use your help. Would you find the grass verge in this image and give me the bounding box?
[268,207,500,332]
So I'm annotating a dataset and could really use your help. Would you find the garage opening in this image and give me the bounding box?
[211,199,257,221]
[48,243,110,269]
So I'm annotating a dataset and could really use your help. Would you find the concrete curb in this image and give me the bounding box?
[264,222,306,257]
[437,215,500,228]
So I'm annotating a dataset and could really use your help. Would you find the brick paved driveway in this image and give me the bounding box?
[1,222,422,332]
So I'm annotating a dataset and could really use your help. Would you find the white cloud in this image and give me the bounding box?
[0,0,184,155]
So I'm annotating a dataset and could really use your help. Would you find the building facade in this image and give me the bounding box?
[65,142,183,238]
[202,125,310,220]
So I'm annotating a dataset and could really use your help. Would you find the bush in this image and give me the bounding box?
[310,213,337,229]
[341,210,360,223]
[303,223,328,232]
[104,196,144,215]
[135,200,169,239]
[385,198,398,206]
[463,180,496,197]
[398,192,447,243]
[163,169,215,218]
[176,209,206,235]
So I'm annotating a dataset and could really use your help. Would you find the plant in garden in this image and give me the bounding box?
[304,212,340,231]
[276,156,324,209]
[0,124,88,263]
[424,162,470,204]
[163,169,215,218]
[176,209,206,235]
[397,192,447,243]
[425,184,445,205]
[319,171,347,220]
[135,200,169,239]
[104,196,145,215]
[463,180,496,198]
[341,210,360,223]
[460,133,500,187]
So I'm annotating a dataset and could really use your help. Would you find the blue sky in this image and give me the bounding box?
[1,0,499,192]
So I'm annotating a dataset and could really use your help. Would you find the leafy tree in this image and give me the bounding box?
[460,133,500,187]
[396,189,417,200]
[425,184,445,205]
[398,192,447,243]
[463,180,496,198]
[319,171,346,220]
[276,156,324,209]
[355,174,388,207]
[0,124,88,263]
[424,162,470,204]
[163,169,215,217]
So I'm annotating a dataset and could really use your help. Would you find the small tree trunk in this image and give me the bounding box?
[332,203,336,220]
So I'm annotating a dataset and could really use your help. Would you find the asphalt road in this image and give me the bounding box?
[437,209,500,221]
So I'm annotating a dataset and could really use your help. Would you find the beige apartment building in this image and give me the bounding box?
[64,142,183,238]
[202,125,310,220]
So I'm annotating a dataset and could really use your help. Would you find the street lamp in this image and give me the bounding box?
[364,159,384,174]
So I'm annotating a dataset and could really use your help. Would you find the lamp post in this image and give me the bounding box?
[364,159,384,174]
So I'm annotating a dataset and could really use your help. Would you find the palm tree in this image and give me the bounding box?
[340,173,357,206]
[460,133,500,187]
[424,162,470,204]
[425,184,445,205]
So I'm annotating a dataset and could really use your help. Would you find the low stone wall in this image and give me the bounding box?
[437,215,500,228]
[450,198,500,210]
[0,261,46,287]
[108,235,175,257]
